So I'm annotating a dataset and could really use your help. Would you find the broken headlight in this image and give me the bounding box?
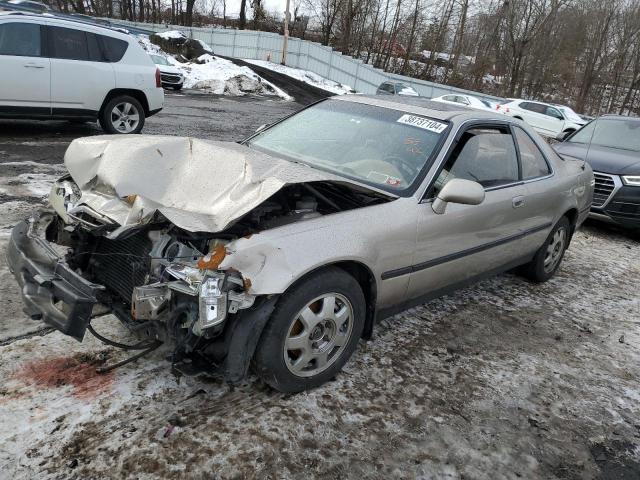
[197,275,228,332]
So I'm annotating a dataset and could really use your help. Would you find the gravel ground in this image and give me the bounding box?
[1,92,639,480]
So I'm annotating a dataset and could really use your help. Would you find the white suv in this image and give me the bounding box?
[0,12,164,133]
[496,99,586,138]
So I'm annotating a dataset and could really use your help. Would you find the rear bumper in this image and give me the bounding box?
[145,86,164,114]
[6,216,104,340]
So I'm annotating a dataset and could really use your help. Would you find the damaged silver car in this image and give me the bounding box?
[7,96,594,392]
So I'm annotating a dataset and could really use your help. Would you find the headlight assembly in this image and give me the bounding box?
[621,175,640,186]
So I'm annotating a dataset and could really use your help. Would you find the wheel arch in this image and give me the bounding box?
[220,260,378,384]
[562,207,579,244]
[99,89,150,116]
[277,260,378,340]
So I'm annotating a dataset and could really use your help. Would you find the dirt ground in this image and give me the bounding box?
[1,93,639,480]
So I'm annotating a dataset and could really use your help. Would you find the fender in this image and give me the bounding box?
[221,296,279,384]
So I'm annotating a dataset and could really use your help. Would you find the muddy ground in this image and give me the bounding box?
[1,92,639,480]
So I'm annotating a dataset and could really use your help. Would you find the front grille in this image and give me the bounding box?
[91,232,152,304]
[592,172,616,207]
[607,201,640,219]
[161,73,181,83]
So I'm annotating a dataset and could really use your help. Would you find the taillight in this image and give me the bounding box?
[155,68,161,88]
[496,104,501,110]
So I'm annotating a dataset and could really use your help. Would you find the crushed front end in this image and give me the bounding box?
[7,180,257,376]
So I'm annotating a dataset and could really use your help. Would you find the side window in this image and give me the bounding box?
[98,35,128,62]
[0,22,41,57]
[514,127,551,179]
[455,96,470,105]
[546,107,563,120]
[434,127,519,193]
[86,32,104,62]
[49,26,89,61]
[442,95,455,101]
[530,103,547,114]
[519,102,531,110]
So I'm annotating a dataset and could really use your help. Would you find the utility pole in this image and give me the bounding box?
[281,0,291,65]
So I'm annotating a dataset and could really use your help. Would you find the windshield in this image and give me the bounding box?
[247,100,449,194]
[150,54,170,65]
[568,118,640,152]
[558,106,584,123]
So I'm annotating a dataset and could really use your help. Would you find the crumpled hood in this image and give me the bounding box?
[64,135,354,232]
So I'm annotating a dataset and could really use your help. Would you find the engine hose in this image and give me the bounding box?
[87,323,158,351]
[96,341,163,374]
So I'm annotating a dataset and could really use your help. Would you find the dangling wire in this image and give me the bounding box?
[87,323,163,374]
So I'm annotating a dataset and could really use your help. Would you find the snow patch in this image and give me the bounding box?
[156,30,186,40]
[138,36,292,99]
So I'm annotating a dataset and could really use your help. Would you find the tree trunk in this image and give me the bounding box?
[239,0,247,29]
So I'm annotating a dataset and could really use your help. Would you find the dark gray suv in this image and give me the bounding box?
[554,115,640,231]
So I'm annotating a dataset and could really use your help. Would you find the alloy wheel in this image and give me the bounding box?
[543,227,566,273]
[110,102,140,133]
[283,293,354,378]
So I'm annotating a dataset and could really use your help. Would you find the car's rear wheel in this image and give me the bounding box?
[521,217,570,282]
[253,268,365,393]
[100,96,145,134]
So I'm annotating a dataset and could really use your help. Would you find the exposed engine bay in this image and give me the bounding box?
[44,177,389,368]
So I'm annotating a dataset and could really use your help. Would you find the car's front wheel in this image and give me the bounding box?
[100,95,145,134]
[254,267,365,393]
[521,217,571,282]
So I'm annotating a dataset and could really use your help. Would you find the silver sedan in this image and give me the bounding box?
[7,95,594,393]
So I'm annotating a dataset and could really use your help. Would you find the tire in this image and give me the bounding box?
[253,267,366,393]
[99,95,145,134]
[521,217,571,283]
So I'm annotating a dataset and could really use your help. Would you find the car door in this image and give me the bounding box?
[542,106,565,136]
[46,24,115,116]
[0,20,50,114]
[405,123,537,302]
[511,125,557,251]
[517,102,542,130]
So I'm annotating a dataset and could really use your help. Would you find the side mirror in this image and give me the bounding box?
[555,131,570,142]
[432,178,485,215]
[255,123,268,133]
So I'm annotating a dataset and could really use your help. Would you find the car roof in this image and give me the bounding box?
[0,11,129,37]
[334,94,509,123]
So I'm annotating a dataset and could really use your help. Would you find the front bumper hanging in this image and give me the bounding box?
[6,218,104,341]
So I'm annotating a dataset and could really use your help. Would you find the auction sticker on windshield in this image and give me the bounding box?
[397,114,447,133]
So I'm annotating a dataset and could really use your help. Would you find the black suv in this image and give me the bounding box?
[554,115,640,231]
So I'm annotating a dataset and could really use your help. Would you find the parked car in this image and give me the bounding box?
[496,99,587,138]
[376,81,419,96]
[7,96,592,393]
[554,115,640,231]
[0,11,164,133]
[430,94,497,112]
[149,53,184,90]
[7,0,50,12]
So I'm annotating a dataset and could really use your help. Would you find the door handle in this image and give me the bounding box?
[24,63,45,69]
[512,196,525,208]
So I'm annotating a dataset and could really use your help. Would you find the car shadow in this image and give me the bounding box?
[0,119,102,139]
[583,218,640,242]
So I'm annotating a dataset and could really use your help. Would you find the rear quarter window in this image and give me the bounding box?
[98,35,128,62]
